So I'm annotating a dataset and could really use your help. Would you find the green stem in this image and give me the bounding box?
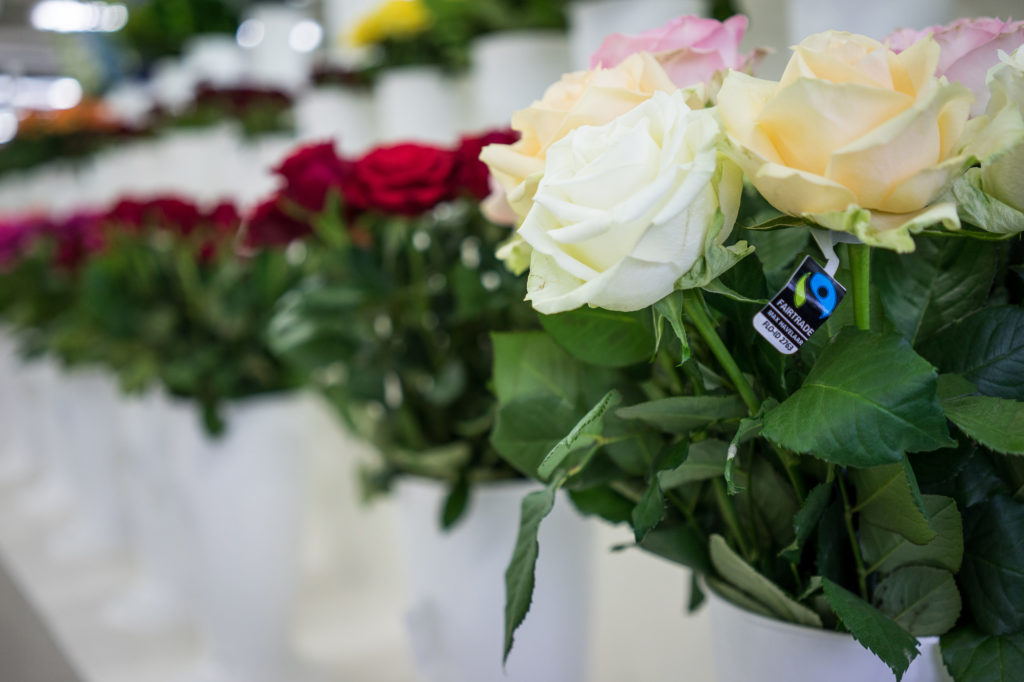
[838,473,869,600]
[682,290,760,415]
[666,490,708,545]
[773,445,806,505]
[713,478,754,562]
[849,243,871,332]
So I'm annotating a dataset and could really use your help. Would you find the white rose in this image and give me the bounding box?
[981,46,1024,214]
[517,89,747,314]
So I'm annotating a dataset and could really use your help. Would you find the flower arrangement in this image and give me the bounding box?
[264,132,537,523]
[483,15,1024,682]
[0,195,305,433]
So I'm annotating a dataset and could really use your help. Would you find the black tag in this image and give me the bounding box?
[753,256,846,355]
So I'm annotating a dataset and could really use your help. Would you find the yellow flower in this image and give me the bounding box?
[347,0,432,48]
[718,31,976,251]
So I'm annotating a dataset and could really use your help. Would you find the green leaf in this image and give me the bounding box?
[919,306,1024,401]
[658,438,729,489]
[851,461,936,545]
[780,481,833,563]
[703,278,768,304]
[568,486,633,525]
[874,238,997,346]
[744,215,812,231]
[937,373,978,400]
[709,534,823,627]
[762,329,953,467]
[616,396,746,434]
[821,577,921,681]
[749,455,800,549]
[538,390,620,479]
[861,495,963,574]
[539,307,655,368]
[491,331,580,405]
[960,495,1024,635]
[638,526,711,573]
[632,476,666,544]
[503,475,563,662]
[873,566,961,637]
[744,225,810,278]
[942,626,1024,682]
[942,394,1024,455]
[705,576,777,619]
[652,291,691,364]
[440,477,470,529]
[491,396,582,477]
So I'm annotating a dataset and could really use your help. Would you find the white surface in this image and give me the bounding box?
[295,87,377,155]
[374,67,465,145]
[469,31,572,129]
[707,585,952,682]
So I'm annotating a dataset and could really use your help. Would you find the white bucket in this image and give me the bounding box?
[707,583,954,682]
[396,477,593,682]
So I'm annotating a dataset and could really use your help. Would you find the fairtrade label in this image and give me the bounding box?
[753,256,846,355]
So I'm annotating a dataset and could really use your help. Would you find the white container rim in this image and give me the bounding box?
[704,577,940,646]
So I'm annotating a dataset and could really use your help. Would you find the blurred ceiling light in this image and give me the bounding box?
[47,77,82,109]
[236,19,265,48]
[31,0,128,33]
[288,20,323,53]
[0,110,17,145]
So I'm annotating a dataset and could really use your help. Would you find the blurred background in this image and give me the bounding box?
[0,1,1019,681]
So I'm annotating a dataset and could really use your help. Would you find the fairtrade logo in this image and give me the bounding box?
[793,272,838,319]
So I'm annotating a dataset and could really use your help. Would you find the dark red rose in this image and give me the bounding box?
[105,199,146,230]
[343,143,458,216]
[51,211,104,269]
[274,141,350,212]
[145,198,204,235]
[454,129,519,199]
[242,196,312,248]
[207,202,241,234]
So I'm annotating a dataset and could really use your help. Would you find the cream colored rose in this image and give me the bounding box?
[517,90,748,314]
[479,53,703,220]
[718,31,977,252]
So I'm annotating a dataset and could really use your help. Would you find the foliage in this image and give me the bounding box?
[492,213,1024,680]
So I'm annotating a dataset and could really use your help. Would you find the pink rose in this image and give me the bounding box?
[590,14,762,91]
[888,17,1024,115]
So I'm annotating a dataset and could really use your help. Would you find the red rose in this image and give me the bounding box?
[145,198,204,235]
[242,196,312,248]
[343,143,458,216]
[106,199,146,230]
[51,211,104,269]
[207,201,241,234]
[274,141,350,213]
[454,130,519,199]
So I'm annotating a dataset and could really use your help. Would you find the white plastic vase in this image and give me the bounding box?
[294,86,376,155]
[374,67,464,145]
[183,35,249,88]
[177,391,333,682]
[469,31,571,130]
[707,586,954,682]
[396,477,593,682]
[568,0,708,70]
[0,331,34,483]
[786,0,958,44]
[244,4,313,91]
[48,368,129,561]
[15,359,75,519]
[103,389,191,631]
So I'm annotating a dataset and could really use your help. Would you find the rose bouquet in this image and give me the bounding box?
[484,16,1024,682]
[265,132,540,521]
